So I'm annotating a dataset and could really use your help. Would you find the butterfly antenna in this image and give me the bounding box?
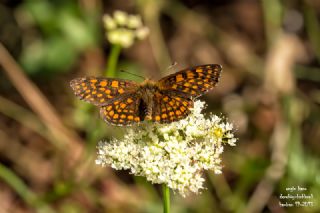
[120,70,145,80]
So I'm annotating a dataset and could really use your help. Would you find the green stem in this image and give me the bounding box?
[303,2,320,61]
[261,0,282,45]
[104,44,122,77]
[0,163,55,212]
[162,184,170,213]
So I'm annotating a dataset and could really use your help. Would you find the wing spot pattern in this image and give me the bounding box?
[182,88,189,92]
[118,88,125,94]
[182,101,189,106]
[176,74,184,82]
[100,81,107,86]
[111,81,119,87]
[187,72,195,78]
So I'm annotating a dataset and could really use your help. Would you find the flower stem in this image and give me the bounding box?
[105,44,122,77]
[162,184,170,213]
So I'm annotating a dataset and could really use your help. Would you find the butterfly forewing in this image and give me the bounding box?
[158,64,222,98]
[152,91,193,123]
[70,77,138,106]
[99,94,142,126]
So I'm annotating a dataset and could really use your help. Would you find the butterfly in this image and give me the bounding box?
[70,64,222,126]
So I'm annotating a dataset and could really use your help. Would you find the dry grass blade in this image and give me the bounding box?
[245,34,305,213]
[0,43,84,165]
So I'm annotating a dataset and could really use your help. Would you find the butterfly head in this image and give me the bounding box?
[140,79,157,89]
[137,79,159,103]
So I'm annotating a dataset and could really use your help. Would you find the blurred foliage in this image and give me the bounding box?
[19,0,100,75]
[0,0,320,213]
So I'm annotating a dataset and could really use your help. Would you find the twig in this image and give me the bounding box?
[245,34,304,212]
[0,162,55,213]
[0,42,84,165]
[0,129,53,185]
[0,95,62,147]
[245,120,289,213]
[138,1,172,73]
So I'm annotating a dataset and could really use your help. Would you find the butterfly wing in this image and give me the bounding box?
[151,90,193,123]
[158,64,222,98]
[99,93,145,126]
[70,77,138,106]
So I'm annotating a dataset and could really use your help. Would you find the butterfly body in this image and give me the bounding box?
[70,64,222,126]
[136,80,158,121]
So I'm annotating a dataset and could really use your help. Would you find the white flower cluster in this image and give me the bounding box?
[96,101,237,197]
[103,11,149,48]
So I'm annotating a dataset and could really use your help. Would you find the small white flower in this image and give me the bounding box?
[102,11,149,48]
[106,30,120,44]
[127,15,142,28]
[114,10,128,25]
[96,100,237,197]
[118,29,135,48]
[135,27,150,40]
[102,14,116,30]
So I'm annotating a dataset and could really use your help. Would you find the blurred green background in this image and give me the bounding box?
[0,0,320,212]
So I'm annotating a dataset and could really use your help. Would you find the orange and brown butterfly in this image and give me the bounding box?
[70,64,222,126]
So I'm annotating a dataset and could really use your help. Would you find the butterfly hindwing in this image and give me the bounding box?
[70,77,138,106]
[99,94,143,126]
[152,90,193,123]
[158,64,222,98]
